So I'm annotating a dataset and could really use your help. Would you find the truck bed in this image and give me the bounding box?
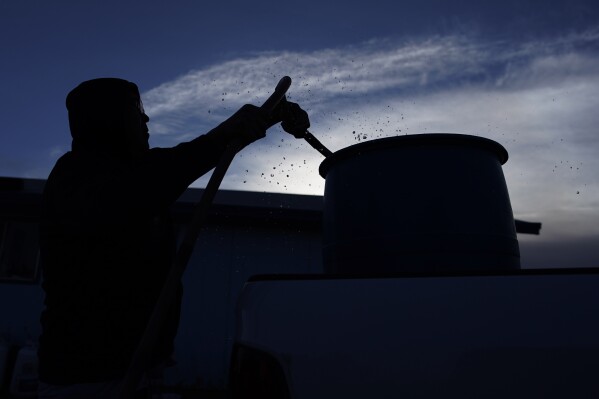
[232,268,599,398]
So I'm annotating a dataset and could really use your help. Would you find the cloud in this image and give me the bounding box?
[520,234,599,268]
[142,29,599,243]
[142,35,492,137]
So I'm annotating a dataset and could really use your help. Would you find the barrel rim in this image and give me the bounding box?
[319,133,509,178]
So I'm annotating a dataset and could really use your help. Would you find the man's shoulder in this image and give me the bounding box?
[49,150,123,178]
[46,151,118,196]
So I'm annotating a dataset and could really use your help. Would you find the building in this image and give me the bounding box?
[0,174,544,393]
[0,176,323,392]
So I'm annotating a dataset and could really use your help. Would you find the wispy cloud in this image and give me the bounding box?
[143,29,599,127]
[142,29,599,241]
[142,35,493,137]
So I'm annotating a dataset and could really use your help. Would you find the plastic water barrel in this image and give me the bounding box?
[319,134,520,274]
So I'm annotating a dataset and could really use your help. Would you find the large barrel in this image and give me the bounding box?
[319,134,520,274]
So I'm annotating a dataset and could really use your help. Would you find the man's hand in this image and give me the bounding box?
[272,99,311,139]
[208,104,270,149]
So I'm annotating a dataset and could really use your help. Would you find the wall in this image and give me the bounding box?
[0,178,324,390]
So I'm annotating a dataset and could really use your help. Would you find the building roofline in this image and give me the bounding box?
[0,176,324,230]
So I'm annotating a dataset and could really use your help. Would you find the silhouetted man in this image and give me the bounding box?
[38,78,309,398]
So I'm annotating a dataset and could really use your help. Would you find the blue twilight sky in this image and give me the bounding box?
[1,0,598,267]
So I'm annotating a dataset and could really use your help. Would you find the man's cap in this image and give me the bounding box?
[66,78,141,112]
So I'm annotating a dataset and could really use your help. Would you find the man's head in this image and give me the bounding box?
[66,78,150,159]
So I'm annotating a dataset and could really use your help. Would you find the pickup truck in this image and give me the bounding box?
[228,135,599,398]
[229,268,599,399]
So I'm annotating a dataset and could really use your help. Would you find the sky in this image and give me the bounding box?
[1,0,598,267]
